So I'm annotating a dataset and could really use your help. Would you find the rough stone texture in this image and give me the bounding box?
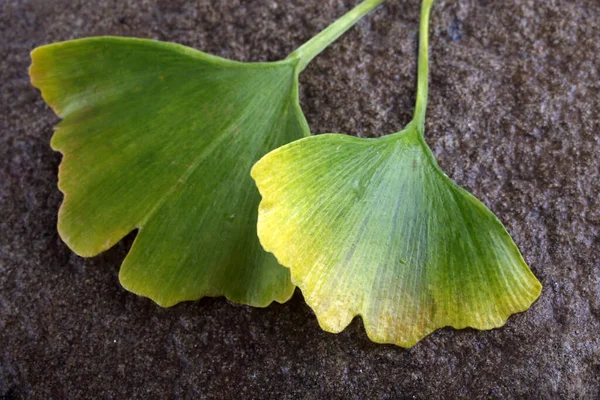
[1,0,599,398]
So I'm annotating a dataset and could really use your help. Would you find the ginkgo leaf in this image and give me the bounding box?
[30,0,385,307]
[252,0,542,346]
[253,129,542,346]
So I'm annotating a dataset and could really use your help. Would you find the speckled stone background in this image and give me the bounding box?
[1,0,599,398]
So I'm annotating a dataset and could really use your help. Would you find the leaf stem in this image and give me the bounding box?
[413,0,435,133]
[287,0,385,72]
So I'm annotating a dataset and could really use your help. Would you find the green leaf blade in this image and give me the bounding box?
[252,130,542,347]
[31,37,307,307]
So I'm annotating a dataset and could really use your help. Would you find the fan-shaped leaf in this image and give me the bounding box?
[31,38,302,306]
[252,0,541,346]
[252,129,542,346]
[30,0,385,307]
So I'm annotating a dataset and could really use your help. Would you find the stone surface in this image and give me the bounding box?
[1,0,599,398]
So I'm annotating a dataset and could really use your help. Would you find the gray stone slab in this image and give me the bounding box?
[1,0,599,398]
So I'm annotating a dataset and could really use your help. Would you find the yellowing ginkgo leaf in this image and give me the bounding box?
[252,0,541,346]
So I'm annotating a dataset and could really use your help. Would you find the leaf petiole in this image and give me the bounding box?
[287,0,385,72]
[413,0,435,133]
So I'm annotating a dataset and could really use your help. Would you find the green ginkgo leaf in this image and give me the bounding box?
[252,0,542,346]
[30,0,384,307]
